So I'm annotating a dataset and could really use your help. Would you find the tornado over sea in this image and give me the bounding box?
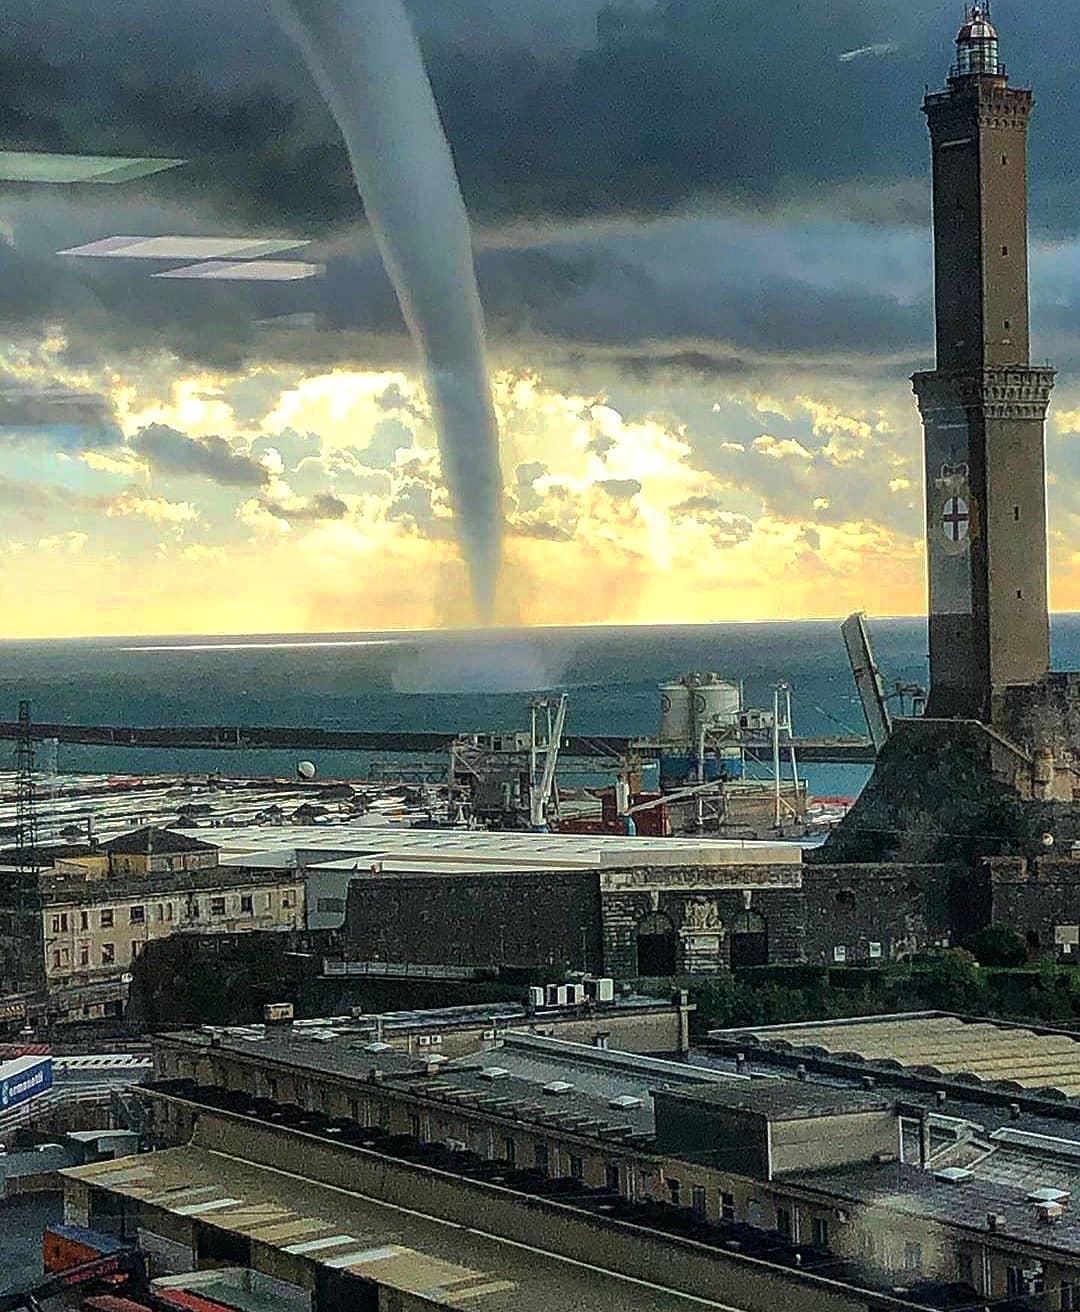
[272,0,504,619]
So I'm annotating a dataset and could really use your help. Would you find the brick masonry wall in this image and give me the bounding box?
[802,864,957,964]
[1000,673,1080,757]
[601,882,804,977]
[987,856,1080,958]
[344,870,605,972]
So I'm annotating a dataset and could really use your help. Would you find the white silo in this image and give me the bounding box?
[659,681,692,744]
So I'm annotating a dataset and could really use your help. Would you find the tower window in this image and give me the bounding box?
[1002,245,1009,256]
[1001,154,1008,166]
[1016,590,1023,600]
[1004,320,1011,331]
[1014,505,1021,522]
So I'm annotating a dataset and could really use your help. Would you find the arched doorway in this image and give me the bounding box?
[636,912,676,976]
[730,910,768,968]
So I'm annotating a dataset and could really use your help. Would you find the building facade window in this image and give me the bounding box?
[210,897,227,916]
[605,1163,620,1194]
[811,1217,830,1251]
[692,1186,707,1219]
[130,905,145,924]
[776,1206,793,1239]
[1007,1265,1044,1298]
[101,943,115,965]
[503,1136,516,1165]
[100,909,114,928]
[79,945,90,967]
[720,1191,735,1223]
[240,895,254,915]
[80,910,88,931]
[569,1154,584,1181]
[957,1253,974,1287]
[534,1142,549,1175]
[904,1242,922,1271]
[1061,1282,1077,1311]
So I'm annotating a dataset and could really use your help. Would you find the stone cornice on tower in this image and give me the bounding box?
[924,83,1034,134]
[912,367,1055,422]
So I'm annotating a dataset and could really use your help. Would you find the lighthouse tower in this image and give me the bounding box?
[912,4,1054,722]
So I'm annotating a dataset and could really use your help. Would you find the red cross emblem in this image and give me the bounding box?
[942,495,970,542]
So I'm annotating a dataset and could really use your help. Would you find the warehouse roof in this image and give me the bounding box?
[63,1145,722,1311]
[103,826,218,857]
[791,1157,1080,1257]
[185,823,805,871]
[655,1079,891,1122]
[716,1013,1080,1099]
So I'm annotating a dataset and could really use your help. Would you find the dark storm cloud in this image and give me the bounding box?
[0,383,120,448]
[1,0,1078,390]
[133,424,269,486]
[0,0,1076,230]
[260,490,347,522]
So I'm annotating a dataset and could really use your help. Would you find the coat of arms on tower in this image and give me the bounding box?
[932,461,976,556]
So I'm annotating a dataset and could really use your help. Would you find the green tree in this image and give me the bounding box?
[965,924,1028,968]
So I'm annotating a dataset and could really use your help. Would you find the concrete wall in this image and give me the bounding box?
[769,1111,897,1177]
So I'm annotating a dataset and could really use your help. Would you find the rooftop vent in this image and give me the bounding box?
[1036,1202,1065,1224]
[363,1041,393,1053]
[935,1167,973,1184]
[478,1067,511,1081]
[543,1081,575,1096]
[1028,1187,1070,1205]
[609,1094,644,1110]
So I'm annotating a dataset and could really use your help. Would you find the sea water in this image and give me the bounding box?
[0,615,1077,797]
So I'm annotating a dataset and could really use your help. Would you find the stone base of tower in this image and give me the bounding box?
[812,707,1080,868]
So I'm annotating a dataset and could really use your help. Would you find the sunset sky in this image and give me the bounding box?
[0,0,1077,636]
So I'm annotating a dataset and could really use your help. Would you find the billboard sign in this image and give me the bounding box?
[0,1055,53,1111]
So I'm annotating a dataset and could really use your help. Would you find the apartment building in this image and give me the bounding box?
[139,1018,1080,1311]
[2,827,305,1022]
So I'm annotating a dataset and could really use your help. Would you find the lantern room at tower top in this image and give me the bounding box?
[953,3,1002,78]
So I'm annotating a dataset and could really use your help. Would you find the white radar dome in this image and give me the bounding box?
[297,760,317,780]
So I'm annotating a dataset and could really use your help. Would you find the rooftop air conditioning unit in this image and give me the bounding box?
[418,1036,431,1047]
[609,1094,643,1110]
[478,1067,510,1081]
[543,1081,574,1096]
